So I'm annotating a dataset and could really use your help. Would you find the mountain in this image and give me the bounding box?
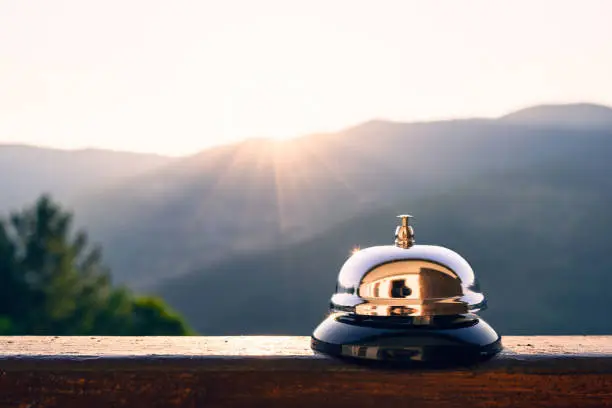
[500,103,612,129]
[4,103,612,337]
[0,144,173,211]
[155,131,612,335]
[78,114,600,287]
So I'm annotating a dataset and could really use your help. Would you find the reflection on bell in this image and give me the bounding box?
[311,215,502,365]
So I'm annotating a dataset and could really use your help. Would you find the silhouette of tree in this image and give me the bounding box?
[0,195,193,335]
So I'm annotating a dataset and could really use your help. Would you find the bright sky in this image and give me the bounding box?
[1,0,611,156]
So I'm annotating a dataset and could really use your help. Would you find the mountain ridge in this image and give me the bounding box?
[74,103,612,286]
[0,144,174,212]
[0,142,174,159]
[3,101,611,160]
[499,102,612,128]
[3,101,612,286]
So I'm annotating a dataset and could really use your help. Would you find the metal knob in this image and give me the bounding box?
[394,214,415,249]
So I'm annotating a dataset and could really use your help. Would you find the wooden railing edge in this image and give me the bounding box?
[0,336,610,407]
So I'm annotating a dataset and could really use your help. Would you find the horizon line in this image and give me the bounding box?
[1,101,609,158]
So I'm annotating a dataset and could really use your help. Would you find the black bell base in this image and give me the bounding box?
[311,313,502,366]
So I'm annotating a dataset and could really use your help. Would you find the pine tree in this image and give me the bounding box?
[0,195,193,335]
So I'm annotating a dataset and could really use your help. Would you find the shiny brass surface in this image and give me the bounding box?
[394,214,415,248]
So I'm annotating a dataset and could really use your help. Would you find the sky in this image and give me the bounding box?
[1,0,611,156]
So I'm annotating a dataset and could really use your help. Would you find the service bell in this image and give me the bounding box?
[311,215,502,364]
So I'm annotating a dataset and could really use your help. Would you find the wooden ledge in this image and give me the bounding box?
[0,336,610,407]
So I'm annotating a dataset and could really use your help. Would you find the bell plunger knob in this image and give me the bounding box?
[394,214,415,249]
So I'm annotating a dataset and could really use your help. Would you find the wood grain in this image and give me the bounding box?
[0,336,609,407]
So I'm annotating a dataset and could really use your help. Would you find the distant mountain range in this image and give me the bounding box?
[500,103,612,129]
[0,145,173,211]
[1,103,611,336]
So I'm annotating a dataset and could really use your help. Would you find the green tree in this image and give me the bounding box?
[0,195,193,335]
